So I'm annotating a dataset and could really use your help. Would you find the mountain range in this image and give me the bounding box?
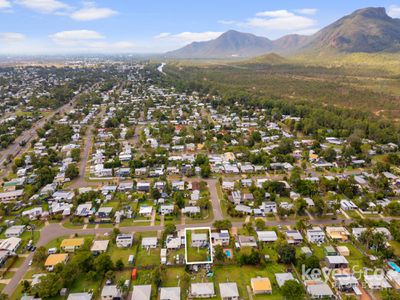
[166,7,400,59]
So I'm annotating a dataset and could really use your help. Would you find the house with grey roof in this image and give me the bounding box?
[131,285,151,300]
[159,287,180,300]
[219,282,239,300]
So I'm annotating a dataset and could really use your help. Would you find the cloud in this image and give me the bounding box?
[246,9,316,31]
[0,0,11,9]
[155,31,223,43]
[50,30,104,45]
[70,2,117,21]
[294,8,318,15]
[47,29,135,53]
[388,5,400,18]
[0,32,25,43]
[16,0,70,14]
[218,20,236,25]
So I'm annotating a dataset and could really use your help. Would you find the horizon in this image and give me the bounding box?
[0,1,400,55]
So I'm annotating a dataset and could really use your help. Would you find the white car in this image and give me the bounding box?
[28,260,33,266]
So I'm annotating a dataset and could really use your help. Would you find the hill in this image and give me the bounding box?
[167,7,400,58]
[166,30,273,59]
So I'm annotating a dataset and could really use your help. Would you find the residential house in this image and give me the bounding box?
[131,285,152,300]
[305,281,334,299]
[238,235,257,248]
[116,234,133,248]
[45,253,68,271]
[325,256,349,269]
[67,293,92,300]
[5,225,25,237]
[90,240,109,255]
[285,230,303,244]
[159,287,180,300]
[219,282,239,300]
[251,277,272,295]
[211,230,230,246]
[101,285,121,300]
[275,273,297,288]
[159,204,174,215]
[141,237,158,249]
[191,233,208,248]
[364,275,392,290]
[325,226,350,241]
[306,227,325,244]
[190,283,215,298]
[60,238,84,253]
[257,231,278,243]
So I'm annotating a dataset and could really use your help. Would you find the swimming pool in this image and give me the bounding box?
[223,248,233,258]
[388,261,400,273]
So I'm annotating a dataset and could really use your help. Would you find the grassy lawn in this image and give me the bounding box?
[214,264,285,300]
[69,273,101,293]
[185,208,214,224]
[98,223,114,228]
[135,247,160,267]
[10,284,24,300]
[1,271,15,279]
[186,229,212,263]
[63,221,84,229]
[109,243,137,264]
[337,242,365,269]
[44,235,69,250]
[390,240,400,256]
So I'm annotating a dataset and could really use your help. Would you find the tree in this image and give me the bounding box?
[65,163,79,179]
[255,219,266,230]
[32,246,47,267]
[32,273,63,298]
[162,224,176,243]
[200,164,211,178]
[115,259,124,271]
[213,220,232,230]
[281,280,305,300]
[71,148,81,162]
[277,242,296,264]
[381,289,400,300]
[94,253,114,277]
[213,245,226,262]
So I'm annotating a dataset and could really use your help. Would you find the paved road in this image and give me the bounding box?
[4,209,399,297]
[0,103,73,180]
[205,178,223,221]
[69,108,104,189]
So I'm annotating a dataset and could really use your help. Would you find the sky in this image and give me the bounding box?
[0,0,400,55]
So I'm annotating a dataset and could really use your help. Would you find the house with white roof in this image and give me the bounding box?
[306,227,325,244]
[131,285,151,300]
[159,287,180,300]
[190,283,215,298]
[219,282,239,300]
[256,231,278,243]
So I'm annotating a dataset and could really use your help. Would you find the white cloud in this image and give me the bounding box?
[155,31,223,44]
[50,30,104,45]
[246,10,316,31]
[294,8,318,15]
[46,30,135,53]
[70,2,117,21]
[16,0,70,14]
[0,32,25,43]
[154,32,171,39]
[388,5,400,18]
[256,10,294,18]
[218,20,236,25]
[0,0,11,9]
